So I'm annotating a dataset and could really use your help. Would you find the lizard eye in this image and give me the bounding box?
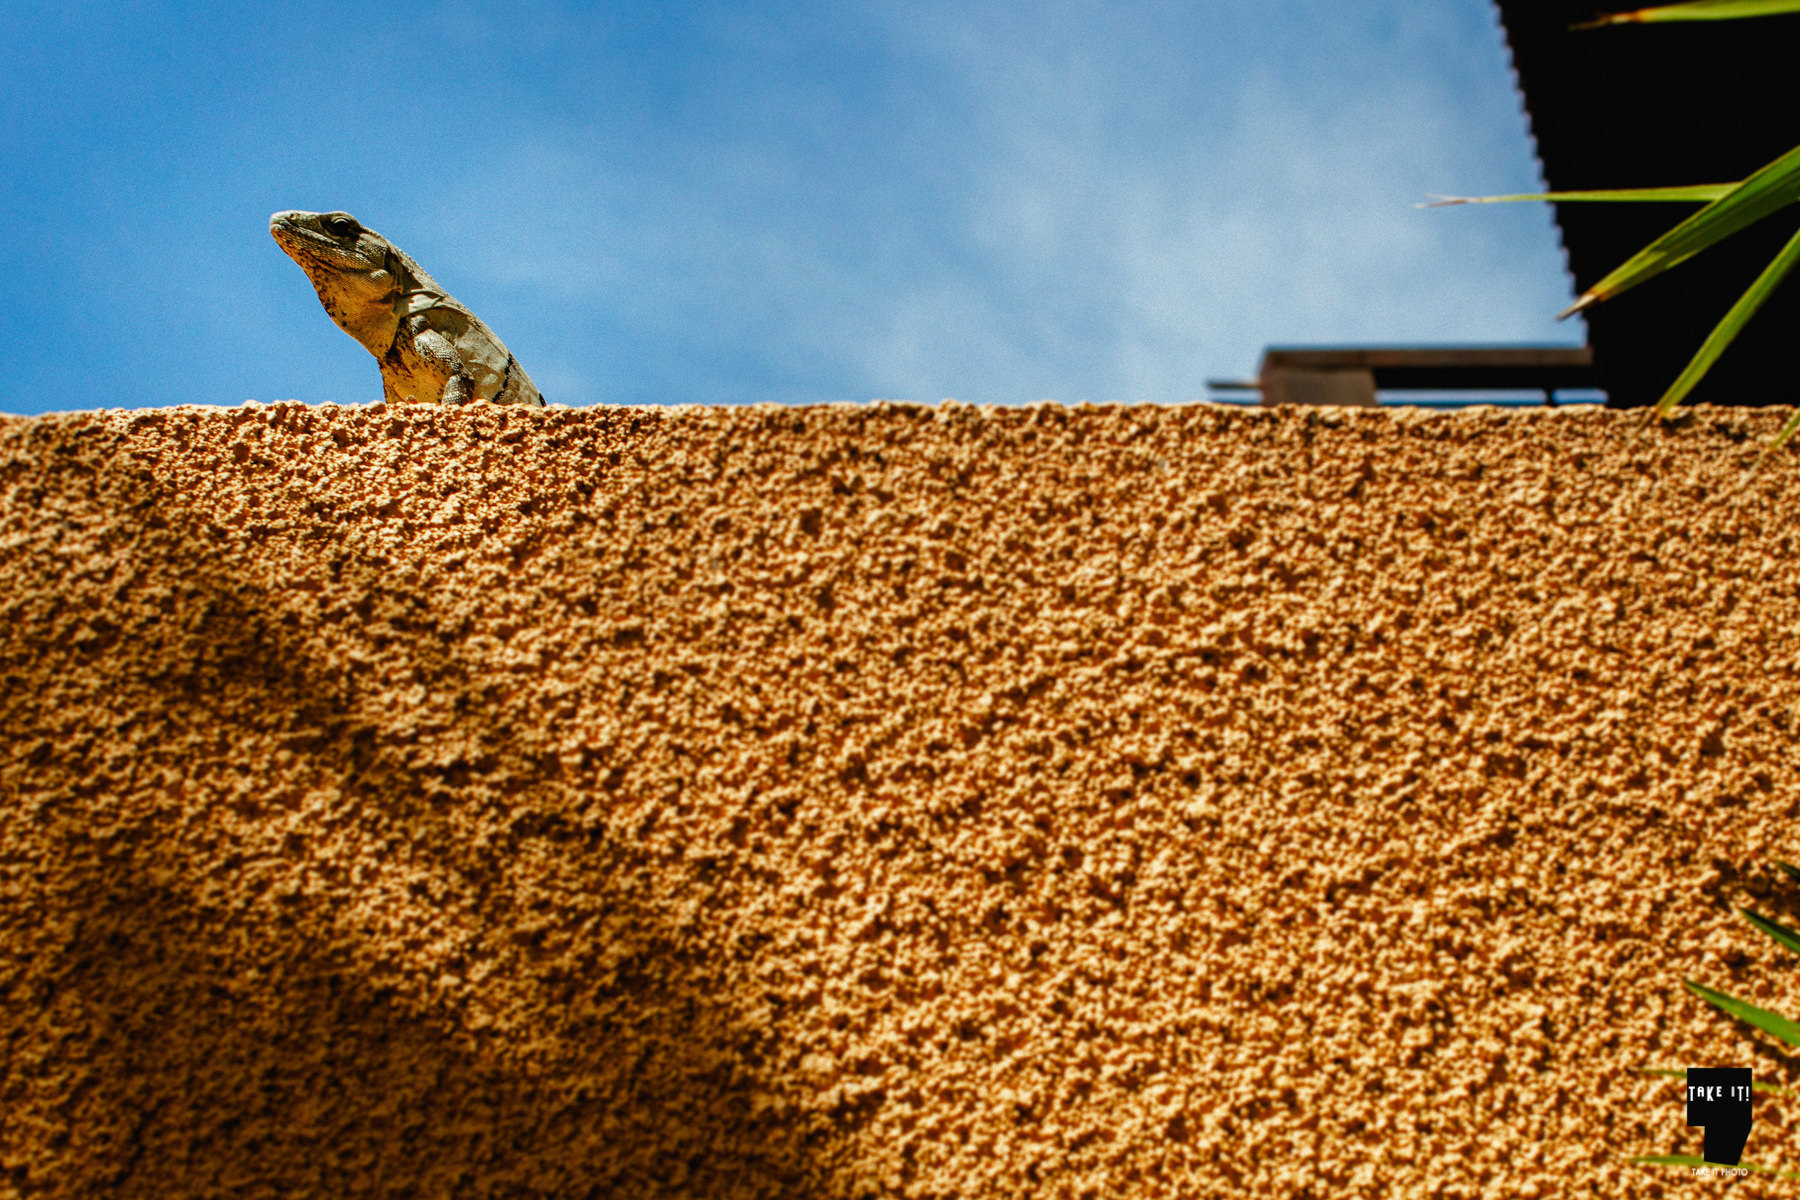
[320,213,360,238]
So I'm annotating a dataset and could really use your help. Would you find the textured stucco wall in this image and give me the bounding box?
[4,400,1800,1198]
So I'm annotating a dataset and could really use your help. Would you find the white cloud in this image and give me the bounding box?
[422,0,1582,406]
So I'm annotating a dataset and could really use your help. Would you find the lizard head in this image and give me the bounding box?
[270,210,404,355]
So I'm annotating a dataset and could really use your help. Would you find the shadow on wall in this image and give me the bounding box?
[1,413,821,1198]
[14,400,1800,1196]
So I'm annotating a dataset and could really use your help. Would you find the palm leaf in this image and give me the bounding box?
[1650,222,1800,417]
[1635,866,1800,1177]
[1420,185,1734,208]
[1559,142,1800,318]
[1685,979,1800,1050]
[1576,0,1800,28]
[1632,1154,1800,1180]
[1759,409,1800,464]
[1741,907,1800,958]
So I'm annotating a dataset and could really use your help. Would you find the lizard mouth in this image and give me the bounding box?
[270,212,371,274]
[269,212,323,254]
[270,215,313,260]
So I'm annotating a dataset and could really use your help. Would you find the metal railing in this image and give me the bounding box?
[1206,345,1601,408]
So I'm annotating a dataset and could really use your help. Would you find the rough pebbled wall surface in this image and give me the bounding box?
[3,400,1800,1199]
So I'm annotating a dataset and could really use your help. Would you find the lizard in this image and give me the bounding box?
[270,210,544,407]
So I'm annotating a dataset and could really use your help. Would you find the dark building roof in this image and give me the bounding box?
[1495,0,1800,407]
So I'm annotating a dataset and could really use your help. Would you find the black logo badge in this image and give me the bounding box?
[1687,1067,1753,1166]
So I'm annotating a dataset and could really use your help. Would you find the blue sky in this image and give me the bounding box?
[0,1,1581,413]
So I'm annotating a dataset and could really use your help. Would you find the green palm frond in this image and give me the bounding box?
[1631,1154,1800,1180]
[1433,0,1800,429]
[1576,0,1800,29]
[1741,907,1800,958]
[1637,863,1800,1180]
[1685,980,1800,1051]
[1649,223,1800,417]
[1559,143,1800,318]
[1419,185,1734,207]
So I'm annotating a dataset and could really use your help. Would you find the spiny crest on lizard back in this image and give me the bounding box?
[271,210,544,408]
